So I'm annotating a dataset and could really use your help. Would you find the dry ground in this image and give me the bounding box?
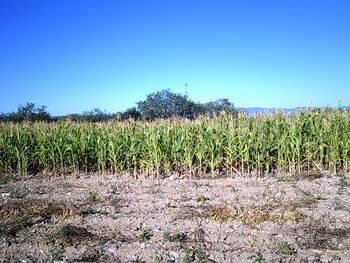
[1,173,350,263]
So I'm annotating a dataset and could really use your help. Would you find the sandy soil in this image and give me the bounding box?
[1,173,350,263]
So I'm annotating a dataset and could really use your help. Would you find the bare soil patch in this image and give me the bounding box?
[1,173,350,262]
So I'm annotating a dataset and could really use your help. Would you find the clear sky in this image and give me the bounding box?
[1,0,350,115]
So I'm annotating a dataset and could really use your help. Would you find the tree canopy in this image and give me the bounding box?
[136,89,193,119]
[0,90,237,122]
[136,89,237,119]
[0,102,50,122]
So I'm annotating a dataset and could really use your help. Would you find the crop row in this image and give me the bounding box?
[1,108,350,177]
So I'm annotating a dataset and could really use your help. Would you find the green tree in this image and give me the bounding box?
[81,108,114,122]
[0,102,51,122]
[120,107,142,120]
[201,98,237,116]
[137,89,195,119]
[17,102,50,121]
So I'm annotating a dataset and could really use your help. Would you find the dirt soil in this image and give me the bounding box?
[1,173,350,263]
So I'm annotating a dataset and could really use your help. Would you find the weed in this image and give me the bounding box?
[129,256,145,263]
[86,191,98,203]
[300,189,312,197]
[196,195,210,203]
[79,208,108,217]
[336,173,349,194]
[248,252,266,263]
[50,244,65,261]
[165,202,177,208]
[155,252,173,263]
[139,230,153,243]
[110,185,120,195]
[278,242,297,256]
[183,247,208,263]
[163,231,187,242]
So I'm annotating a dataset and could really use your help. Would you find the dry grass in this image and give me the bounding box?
[180,203,305,225]
[53,224,93,245]
[297,224,350,250]
[1,199,75,222]
[0,199,75,236]
[209,205,235,222]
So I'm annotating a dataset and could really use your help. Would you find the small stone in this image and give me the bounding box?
[1,193,10,198]
[107,243,120,253]
[169,251,180,262]
[153,227,162,233]
[140,242,150,249]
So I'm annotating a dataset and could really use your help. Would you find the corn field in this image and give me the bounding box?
[1,108,350,177]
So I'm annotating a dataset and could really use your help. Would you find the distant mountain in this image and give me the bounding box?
[240,106,350,114]
[240,107,306,114]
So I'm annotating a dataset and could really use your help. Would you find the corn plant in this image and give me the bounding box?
[1,108,350,177]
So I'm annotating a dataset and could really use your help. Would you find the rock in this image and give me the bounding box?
[169,251,180,262]
[140,242,151,249]
[153,227,162,233]
[107,243,121,253]
[169,175,176,181]
[1,192,10,198]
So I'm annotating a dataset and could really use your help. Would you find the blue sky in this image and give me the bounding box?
[1,0,349,115]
